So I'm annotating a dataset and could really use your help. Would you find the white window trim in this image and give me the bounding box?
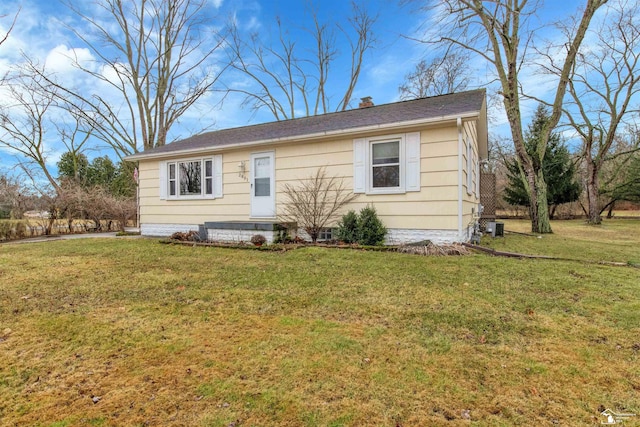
[161,155,222,200]
[168,163,177,197]
[353,132,420,195]
[368,134,405,194]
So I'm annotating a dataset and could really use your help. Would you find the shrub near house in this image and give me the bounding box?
[337,206,386,246]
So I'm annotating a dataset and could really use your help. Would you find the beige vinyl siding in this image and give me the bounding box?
[138,121,472,232]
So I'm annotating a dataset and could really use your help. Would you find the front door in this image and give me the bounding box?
[250,152,275,218]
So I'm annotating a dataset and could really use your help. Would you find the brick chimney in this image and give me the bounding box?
[359,96,374,108]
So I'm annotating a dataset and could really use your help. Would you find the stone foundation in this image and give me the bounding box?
[142,223,473,245]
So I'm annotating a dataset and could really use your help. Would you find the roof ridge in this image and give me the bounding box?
[125,88,486,160]
[212,88,487,133]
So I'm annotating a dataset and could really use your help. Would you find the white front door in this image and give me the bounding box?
[250,152,275,218]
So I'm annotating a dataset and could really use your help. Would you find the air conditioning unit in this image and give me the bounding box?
[486,221,504,237]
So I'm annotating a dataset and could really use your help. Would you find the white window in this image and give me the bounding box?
[204,159,213,196]
[353,132,420,195]
[168,163,177,197]
[179,160,202,196]
[372,139,401,190]
[317,228,333,241]
[160,155,223,200]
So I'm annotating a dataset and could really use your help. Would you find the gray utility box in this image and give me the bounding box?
[486,221,504,237]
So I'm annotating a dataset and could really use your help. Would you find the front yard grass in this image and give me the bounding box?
[482,219,640,264]
[0,220,639,426]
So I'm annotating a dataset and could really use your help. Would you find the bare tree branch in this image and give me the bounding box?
[0,70,61,192]
[49,0,229,155]
[225,2,377,120]
[398,53,471,100]
[0,9,19,47]
[555,0,640,223]
[280,167,358,242]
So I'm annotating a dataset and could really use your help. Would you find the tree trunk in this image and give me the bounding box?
[585,160,602,224]
[522,162,552,233]
[606,201,615,219]
[532,169,552,233]
[578,200,588,217]
[503,85,552,234]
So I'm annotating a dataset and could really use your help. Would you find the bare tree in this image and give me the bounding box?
[596,128,640,216]
[0,173,33,219]
[551,0,640,224]
[280,167,358,242]
[423,0,607,233]
[59,181,135,232]
[399,53,470,100]
[0,70,62,192]
[0,10,18,47]
[0,65,93,193]
[32,0,227,156]
[226,2,377,120]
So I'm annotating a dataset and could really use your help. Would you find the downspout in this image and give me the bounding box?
[457,117,464,241]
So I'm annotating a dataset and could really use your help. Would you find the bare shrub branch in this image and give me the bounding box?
[280,167,358,242]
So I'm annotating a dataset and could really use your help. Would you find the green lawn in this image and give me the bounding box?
[482,219,640,264]
[0,220,638,426]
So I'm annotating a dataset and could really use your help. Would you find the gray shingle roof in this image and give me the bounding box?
[127,89,486,160]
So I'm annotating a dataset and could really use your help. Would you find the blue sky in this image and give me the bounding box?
[0,0,604,182]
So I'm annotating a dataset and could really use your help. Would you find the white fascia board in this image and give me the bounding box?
[125,111,481,162]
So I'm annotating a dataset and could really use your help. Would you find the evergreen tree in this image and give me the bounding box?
[57,152,89,183]
[357,205,387,246]
[57,151,136,198]
[336,210,359,244]
[503,105,581,218]
[86,156,117,188]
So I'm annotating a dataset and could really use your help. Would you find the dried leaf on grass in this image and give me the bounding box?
[397,242,470,256]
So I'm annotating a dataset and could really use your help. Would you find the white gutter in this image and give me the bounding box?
[457,117,464,240]
[125,111,481,161]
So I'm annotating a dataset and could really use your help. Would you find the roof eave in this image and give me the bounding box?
[125,110,482,162]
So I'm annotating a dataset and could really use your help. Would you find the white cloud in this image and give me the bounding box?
[44,44,94,74]
[244,15,261,32]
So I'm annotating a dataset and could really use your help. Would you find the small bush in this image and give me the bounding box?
[335,206,387,246]
[274,228,293,244]
[14,221,27,239]
[170,231,200,241]
[280,167,358,242]
[357,205,387,246]
[250,234,267,246]
[336,210,359,243]
[0,221,10,240]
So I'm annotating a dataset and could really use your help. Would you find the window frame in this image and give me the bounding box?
[367,134,406,194]
[168,163,177,197]
[317,228,334,241]
[204,159,214,196]
[166,157,216,200]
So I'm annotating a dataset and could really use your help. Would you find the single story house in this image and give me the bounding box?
[125,89,488,244]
